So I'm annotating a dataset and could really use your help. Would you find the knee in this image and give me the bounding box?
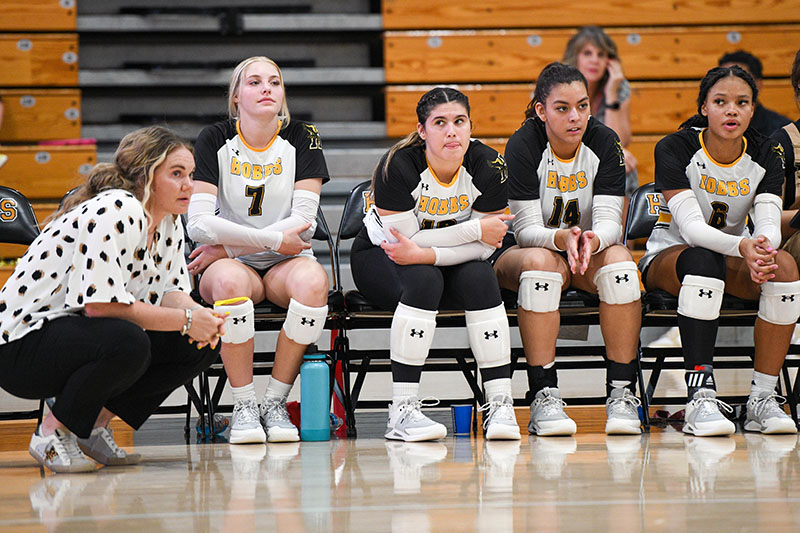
[676,247,726,281]
[204,270,252,301]
[400,266,443,309]
[519,249,564,280]
[600,244,634,265]
[773,251,799,282]
[290,262,329,303]
[110,320,152,370]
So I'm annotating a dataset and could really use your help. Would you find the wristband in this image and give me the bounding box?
[180,308,192,336]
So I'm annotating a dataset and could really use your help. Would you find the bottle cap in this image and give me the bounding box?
[304,354,326,360]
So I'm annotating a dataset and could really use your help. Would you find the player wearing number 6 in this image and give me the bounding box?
[186,57,330,444]
[494,62,643,436]
[351,87,520,442]
[640,65,799,436]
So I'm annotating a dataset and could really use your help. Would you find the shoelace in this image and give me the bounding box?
[608,392,641,416]
[478,394,514,428]
[55,430,86,462]
[751,393,787,418]
[400,397,440,423]
[537,394,568,416]
[694,396,733,417]
[96,427,124,457]
[234,400,261,424]
[262,399,291,423]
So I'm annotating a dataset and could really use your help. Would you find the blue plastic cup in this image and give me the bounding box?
[451,404,473,437]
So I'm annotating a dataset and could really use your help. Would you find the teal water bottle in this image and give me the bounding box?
[300,354,330,441]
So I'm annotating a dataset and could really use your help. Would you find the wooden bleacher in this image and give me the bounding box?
[0,89,81,142]
[383,0,800,29]
[0,0,76,32]
[0,34,78,86]
[385,26,800,83]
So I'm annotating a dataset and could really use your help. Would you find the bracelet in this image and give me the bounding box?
[180,308,192,336]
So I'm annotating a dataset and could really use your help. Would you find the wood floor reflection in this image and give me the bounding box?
[1,429,800,532]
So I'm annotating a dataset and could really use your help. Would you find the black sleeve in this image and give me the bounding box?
[590,125,626,196]
[754,140,787,197]
[505,124,544,201]
[469,142,509,212]
[193,124,226,186]
[770,128,795,208]
[373,150,421,212]
[654,133,692,192]
[288,122,330,184]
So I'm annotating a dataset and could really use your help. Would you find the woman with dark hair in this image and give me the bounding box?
[351,87,520,442]
[0,126,225,473]
[641,65,799,436]
[495,62,642,436]
[563,26,638,192]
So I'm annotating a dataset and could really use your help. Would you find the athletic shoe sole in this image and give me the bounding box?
[77,442,141,466]
[529,419,577,436]
[744,419,798,434]
[605,418,642,435]
[266,427,300,443]
[229,427,267,444]
[384,425,447,442]
[683,420,735,437]
[485,424,522,440]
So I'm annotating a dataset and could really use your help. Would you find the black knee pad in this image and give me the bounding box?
[675,247,726,283]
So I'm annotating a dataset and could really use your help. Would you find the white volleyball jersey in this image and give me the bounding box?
[506,116,626,230]
[364,139,507,241]
[193,119,329,269]
[640,127,785,270]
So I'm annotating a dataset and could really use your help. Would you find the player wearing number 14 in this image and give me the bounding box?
[494,62,643,436]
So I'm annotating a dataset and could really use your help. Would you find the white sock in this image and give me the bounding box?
[484,378,512,401]
[231,382,257,404]
[750,370,778,399]
[542,361,555,370]
[392,382,420,405]
[263,377,293,401]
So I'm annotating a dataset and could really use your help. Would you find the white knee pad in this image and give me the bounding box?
[283,298,328,345]
[214,297,255,344]
[465,303,511,369]
[758,280,800,325]
[593,261,641,305]
[518,270,563,312]
[390,302,437,366]
[677,275,725,321]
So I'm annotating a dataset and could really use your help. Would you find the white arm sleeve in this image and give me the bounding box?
[374,209,483,247]
[221,189,320,258]
[433,241,496,266]
[591,195,624,253]
[668,189,744,257]
[752,192,782,248]
[509,199,560,250]
[187,192,282,250]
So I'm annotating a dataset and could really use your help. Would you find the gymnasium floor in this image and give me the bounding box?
[1,411,799,532]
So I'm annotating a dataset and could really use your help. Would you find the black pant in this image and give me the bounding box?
[351,231,503,311]
[0,316,219,438]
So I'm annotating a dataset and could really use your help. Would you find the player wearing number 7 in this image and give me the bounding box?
[494,62,643,436]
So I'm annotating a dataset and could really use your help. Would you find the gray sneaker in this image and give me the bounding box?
[29,427,96,473]
[744,392,798,434]
[260,397,300,443]
[230,399,267,444]
[479,393,521,440]
[528,387,577,436]
[77,426,141,466]
[605,388,642,435]
[385,396,447,442]
[683,389,735,436]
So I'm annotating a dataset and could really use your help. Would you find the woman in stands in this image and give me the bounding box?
[350,87,520,442]
[563,26,638,195]
[186,56,330,444]
[640,65,799,436]
[494,62,643,436]
[0,126,224,473]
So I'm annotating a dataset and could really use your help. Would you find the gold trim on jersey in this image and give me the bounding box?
[236,119,282,153]
[657,211,673,224]
[698,128,747,168]
[426,156,463,188]
[552,143,580,163]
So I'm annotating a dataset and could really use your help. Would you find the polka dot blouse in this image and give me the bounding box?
[0,189,191,344]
